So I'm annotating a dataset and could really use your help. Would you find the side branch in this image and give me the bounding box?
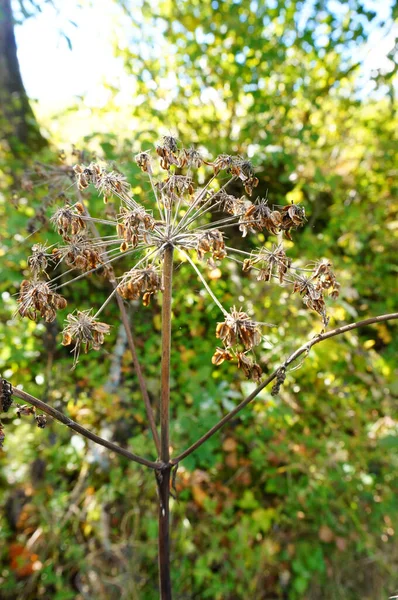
[171,312,398,464]
[12,387,160,470]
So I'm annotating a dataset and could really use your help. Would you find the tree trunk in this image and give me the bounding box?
[0,0,47,155]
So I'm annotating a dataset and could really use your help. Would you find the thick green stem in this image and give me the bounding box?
[158,244,174,599]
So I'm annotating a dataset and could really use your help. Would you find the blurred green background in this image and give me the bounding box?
[0,0,397,598]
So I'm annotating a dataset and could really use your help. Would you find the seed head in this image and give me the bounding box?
[216,308,262,351]
[118,266,162,306]
[62,310,111,367]
[51,205,86,238]
[18,279,67,322]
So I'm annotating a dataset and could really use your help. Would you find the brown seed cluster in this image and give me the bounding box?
[237,352,263,382]
[15,404,48,428]
[0,379,13,413]
[74,163,130,202]
[197,230,227,263]
[293,261,339,326]
[51,204,86,237]
[157,175,194,208]
[52,235,103,271]
[213,308,263,381]
[18,280,67,322]
[211,347,234,365]
[135,151,153,174]
[180,147,204,169]
[293,277,327,325]
[212,155,259,195]
[239,200,305,239]
[118,266,162,306]
[62,310,111,367]
[243,244,291,283]
[312,259,340,299]
[216,308,262,351]
[222,193,252,216]
[156,136,181,170]
[117,206,155,250]
[28,244,52,277]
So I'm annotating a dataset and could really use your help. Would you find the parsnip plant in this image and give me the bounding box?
[1,137,397,599]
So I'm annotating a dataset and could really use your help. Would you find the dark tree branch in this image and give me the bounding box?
[11,387,160,470]
[171,312,398,465]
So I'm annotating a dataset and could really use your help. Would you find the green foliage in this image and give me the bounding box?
[1,0,398,598]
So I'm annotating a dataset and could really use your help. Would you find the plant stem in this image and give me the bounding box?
[158,244,174,599]
[157,466,172,600]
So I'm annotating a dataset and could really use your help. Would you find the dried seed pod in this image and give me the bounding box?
[35,415,47,428]
[271,367,286,396]
[237,353,263,382]
[135,151,153,173]
[211,348,233,365]
[0,379,13,413]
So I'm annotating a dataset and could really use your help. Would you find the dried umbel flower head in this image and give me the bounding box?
[135,151,153,174]
[28,244,52,277]
[243,244,291,283]
[293,275,328,326]
[216,308,262,351]
[180,147,204,169]
[51,204,86,238]
[62,310,111,367]
[117,206,155,250]
[18,135,339,374]
[18,279,67,322]
[196,230,226,263]
[74,163,130,202]
[312,259,340,299]
[156,136,180,170]
[118,266,162,306]
[52,234,104,271]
